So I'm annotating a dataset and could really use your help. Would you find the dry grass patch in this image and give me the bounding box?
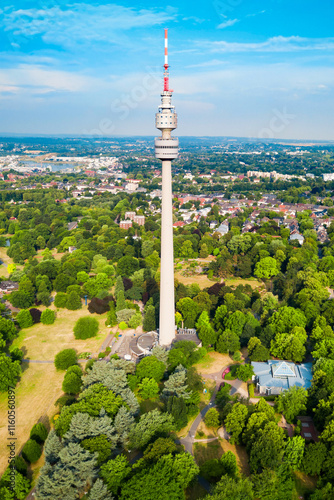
[221,441,250,476]
[195,351,231,375]
[224,277,260,289]
[0,364,64,474]
[174,272,215,289]
[196,420,217,439]
[194,440,224,466]
[12,306,109,361]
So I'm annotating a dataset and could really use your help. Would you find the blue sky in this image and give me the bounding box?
[1,0,334,139]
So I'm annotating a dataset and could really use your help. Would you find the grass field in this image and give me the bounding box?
[193,440,250,477]
[174,271,215,289]
[0,305,111,474]
[195,351,232,375]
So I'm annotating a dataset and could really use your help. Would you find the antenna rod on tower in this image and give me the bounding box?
[164,28,169,92]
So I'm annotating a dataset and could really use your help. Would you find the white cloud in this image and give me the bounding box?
[217,19,239,29]
[199,36,334,53]
[0,65,98,94]
[2,4,177,48]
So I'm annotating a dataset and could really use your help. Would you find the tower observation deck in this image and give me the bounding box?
[155,29,178,346]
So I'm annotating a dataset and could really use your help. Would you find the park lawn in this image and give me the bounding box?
[224,277,260,289]
[11,306,109,361]
[0,306,111,475]
[195,351,231,375]
[0,363,63,475]
[35,248,66,262]
[194,440,224,466]
[174,271,215,289]
[196,420,217,439]
[194,440,250,477]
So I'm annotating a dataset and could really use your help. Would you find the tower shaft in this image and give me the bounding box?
[159,160,175,346]
[155,29,179,346]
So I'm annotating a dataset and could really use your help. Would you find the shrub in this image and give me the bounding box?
[116,308,135,324]
[30,423,48,444]
[41,308,56,325]
[14,456,27,476]
[205,408,220,428]
[85,360,95,371]
[16,309,33,329]
[78,352,91,359]
[54,348,77,370]
[74,316,99,339]
[22,439,42,463]
[232,351,242,362]
[128,312,142,329]
[66,284,81,295]
[248,383,255,398]
[29,308,42,324]
[66,291,82,310]
[62,371,82,394]
[55,394,76,410]
[88,296,113,314]
[54,292,67,308]
[119,321,128,330]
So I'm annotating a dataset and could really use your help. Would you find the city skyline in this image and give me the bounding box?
[1,0,334,139]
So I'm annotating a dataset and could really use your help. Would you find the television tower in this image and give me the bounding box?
[155,29,179,346]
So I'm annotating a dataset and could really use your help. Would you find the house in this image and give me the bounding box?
[216,222,229,236]
[67,221,78,231]
[0,281,19,296]
[290,230,304,245]
[252,360,312,395]
[120,220,133,230]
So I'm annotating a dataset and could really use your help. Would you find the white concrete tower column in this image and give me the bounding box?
[154,29,179,346]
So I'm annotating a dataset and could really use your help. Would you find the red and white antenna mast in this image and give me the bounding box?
[163,28,172,92]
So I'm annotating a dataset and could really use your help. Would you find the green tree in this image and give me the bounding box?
[206,475,254,500]
[139,377,159,399]
[143,305,156,331]
[62,370,82,395]
[54,292,67,308]
[100,455,131,494]
[81,434,112,465]
[166,396,188,430]
[216,330,240,355]
[66,290,82,310]
[129,409,175,449]
[22,439,42,463]
[54,348,77,370]
[136,356,165,382]
[0,354,21,391]
[41,308,56,325]
[74,316,99,339]
[205,408,220,428]
[275,386,308,423]
[176,297,201,328]
[30,423,48,444]
[284,436,305,470]
[235,364,254,382]
[0,469,31,500]
[16,309,33,329]
[89,479,114,500]
[302,442,327,476]
[250,422,285,472]
[254,257,279,280]
[225,403,248,444]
